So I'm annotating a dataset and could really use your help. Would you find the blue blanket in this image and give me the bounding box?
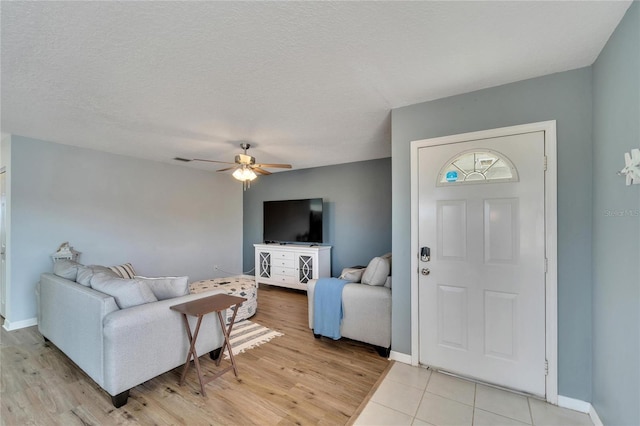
[313,278,350,340]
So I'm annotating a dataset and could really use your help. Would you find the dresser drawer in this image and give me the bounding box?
[272,258,295,268]
[273,267,296,277]
[271,274,298,285]
[271,251,294,261]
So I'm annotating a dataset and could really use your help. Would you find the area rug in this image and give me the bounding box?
[223,320,284,359]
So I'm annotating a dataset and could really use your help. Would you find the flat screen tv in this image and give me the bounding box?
[263,198,323,244]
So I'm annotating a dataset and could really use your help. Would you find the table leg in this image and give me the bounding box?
[179,314,207,396]
[216,303,241,377]
[178,314,193,385]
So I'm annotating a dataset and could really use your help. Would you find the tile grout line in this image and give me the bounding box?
[365,364,432,422]
[475,383,536,424]
[528,396,535,425]
[410,367,434,423]
[471,382,477,425]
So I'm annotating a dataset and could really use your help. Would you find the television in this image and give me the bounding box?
[263,198,323,244]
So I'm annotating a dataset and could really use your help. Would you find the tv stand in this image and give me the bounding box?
[254,244,331,291]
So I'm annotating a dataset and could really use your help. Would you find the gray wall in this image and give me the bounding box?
[7,136,243,324]
[592,3,640,425]
[391,68,594,400]
[242,158,391,276]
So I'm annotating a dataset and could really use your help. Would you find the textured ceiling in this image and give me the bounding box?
[0,1,631,172]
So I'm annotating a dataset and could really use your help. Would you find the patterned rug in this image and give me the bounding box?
[223,320,284,359]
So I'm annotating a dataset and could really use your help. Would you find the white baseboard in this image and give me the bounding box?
[557,395,602,425]
[589,405,603,426]
[2,317,37,331]
[557,395,591,413]
[389,351,412,364]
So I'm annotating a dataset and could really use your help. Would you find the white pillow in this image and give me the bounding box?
[339,267,365,283]
[76,265,117,287]
[381,252,392,273]
[361,257,390,286]
[90,272,157,309]
[134,276,189,300]
[384,276,392,288]
[53,259,81,281]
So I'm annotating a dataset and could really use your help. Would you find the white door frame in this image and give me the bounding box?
[410,120,558,403]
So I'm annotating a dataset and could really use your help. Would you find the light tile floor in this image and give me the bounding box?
[354,363,594,426]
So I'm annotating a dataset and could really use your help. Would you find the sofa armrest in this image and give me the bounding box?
[38,273,119,387]
[102,290,226,396]
[308,279,318,329]
[341,283,391,348]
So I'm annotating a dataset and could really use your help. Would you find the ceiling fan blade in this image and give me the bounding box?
[192,158,237,165]
[253,167,272,175]
[255,163,292,169]
[216,167,236,172]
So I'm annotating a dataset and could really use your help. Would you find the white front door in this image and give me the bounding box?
[418,131,546,396]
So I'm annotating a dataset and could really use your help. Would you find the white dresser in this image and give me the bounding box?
[254,244,331,291]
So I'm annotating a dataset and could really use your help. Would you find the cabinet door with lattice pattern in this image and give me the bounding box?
[298,255,313,283]
[259,252,271,278]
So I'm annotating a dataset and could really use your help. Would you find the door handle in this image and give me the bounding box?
[421,268,430,276]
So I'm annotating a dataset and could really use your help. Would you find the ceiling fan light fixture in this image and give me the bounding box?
[177,143,290,190]
[232,166,257,182]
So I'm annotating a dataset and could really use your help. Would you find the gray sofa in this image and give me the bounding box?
[37,272,225,407]
[307,256,392,357]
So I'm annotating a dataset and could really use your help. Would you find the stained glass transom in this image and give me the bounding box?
[436,149,519,186]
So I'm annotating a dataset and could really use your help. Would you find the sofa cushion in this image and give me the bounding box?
[339,267,365,283]
[109,263,136,279]
[134,276,189,300]
[76,265,118,287]
[90,272,158,309]
[361,257,390,286]
[53,259,81,281]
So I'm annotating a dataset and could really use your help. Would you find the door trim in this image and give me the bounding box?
[409,120,558,403]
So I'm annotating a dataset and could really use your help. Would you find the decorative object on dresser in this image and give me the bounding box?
[189,275,258,323]
[254,244,331,291]
[308,253,392,357]
[51,242,80,263]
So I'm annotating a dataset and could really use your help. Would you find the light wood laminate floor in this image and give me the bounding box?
[1,284,390,425]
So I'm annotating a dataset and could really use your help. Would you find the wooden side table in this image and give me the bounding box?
[170,293,246,396]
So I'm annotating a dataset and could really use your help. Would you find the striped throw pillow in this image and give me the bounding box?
[109,262,136,279]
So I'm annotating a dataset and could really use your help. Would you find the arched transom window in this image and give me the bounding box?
[436,149,519,186]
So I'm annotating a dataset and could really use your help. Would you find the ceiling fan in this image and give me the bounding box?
[174,143,292,190]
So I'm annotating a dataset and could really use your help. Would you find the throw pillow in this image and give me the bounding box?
[384,276,392,288]
[53,259,81,281]
[134,276,189,300]
[109,263,136,279]
[361,256,390,286]
[90,272,157,309]
[381,252,392,273]
[76,265,117,287]
[339,267,365,283]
